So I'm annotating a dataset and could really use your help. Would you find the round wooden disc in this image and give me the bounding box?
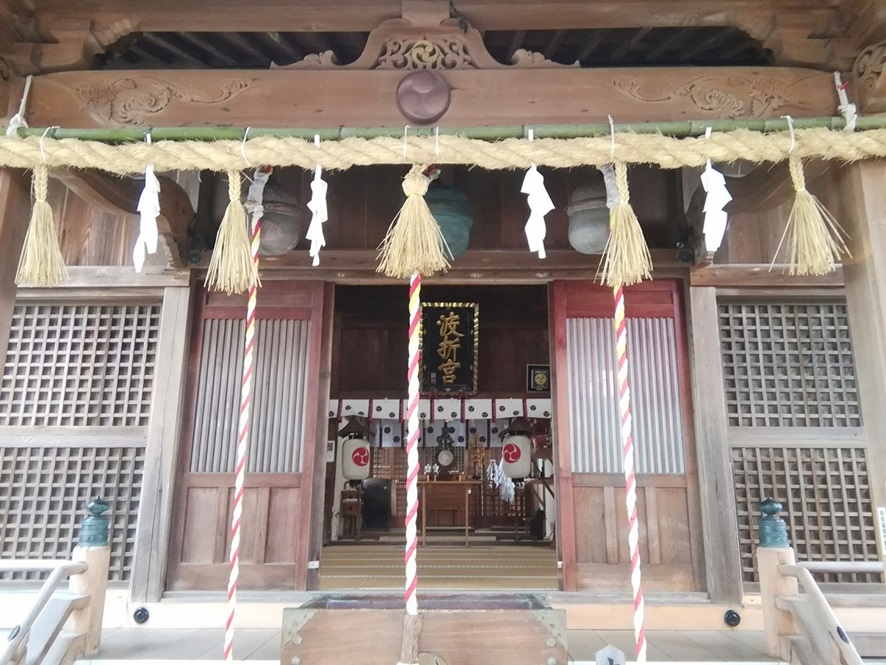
[396,71,451,124]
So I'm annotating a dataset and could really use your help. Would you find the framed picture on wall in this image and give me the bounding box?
[526,364,551,392]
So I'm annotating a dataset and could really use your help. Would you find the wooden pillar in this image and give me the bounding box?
[835,161,886,565]
[686,286,744,602]
[0,170,29,371]
[549,281,577,591]
[130,284,194,602]
[306,282,334,589]
[68,499,112,657]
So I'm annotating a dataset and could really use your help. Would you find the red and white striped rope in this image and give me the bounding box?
[613,285,647,663]
[224,174,264,661]
[404,272,422,617]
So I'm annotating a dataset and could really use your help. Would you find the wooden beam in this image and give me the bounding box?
[140,32,207,68]
[689,264,845,287]
[576,29,606,61]
[686,286,743,603]
[176,32,239,66]
[13,265,190,289]
[130,284,194,602]
[30,66,840,130]
[28,1,844,33]
[0,426,147,447]
[0,170,30,373]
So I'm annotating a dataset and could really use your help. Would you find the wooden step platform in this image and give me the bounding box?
[319,544,558,590]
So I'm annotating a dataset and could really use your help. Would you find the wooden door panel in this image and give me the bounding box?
[167,282,327,591]
[551,279,703,592]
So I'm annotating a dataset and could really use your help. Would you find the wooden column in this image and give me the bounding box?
[549,281,577,590]
[305,282,334,589]
[0,170,29,371]
[130,284,194,602]
[835,161,886,563]
[686,286,744,602]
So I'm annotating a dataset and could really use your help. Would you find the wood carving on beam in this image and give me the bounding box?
[614,73,803,119]
[276,18,578,71]
[854,40,886,112]
[75,77,251,126]
[31,67,838,129]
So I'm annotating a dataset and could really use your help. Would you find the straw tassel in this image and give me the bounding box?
[205,170,260,294]
[600,162,652,288]
[377,165,450,279]
[15,163,67,287]
[778,156,849,276]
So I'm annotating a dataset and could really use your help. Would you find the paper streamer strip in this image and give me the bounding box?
[613,285,647,663]
[404,272,422,617]
[306,135,329,266]
[133,159,161,272]
[224,168,268,662]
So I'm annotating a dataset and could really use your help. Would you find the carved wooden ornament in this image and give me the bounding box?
[396,70,451,124]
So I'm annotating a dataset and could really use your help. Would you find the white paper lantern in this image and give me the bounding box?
[342,437,371,480]
[501,434,531,479]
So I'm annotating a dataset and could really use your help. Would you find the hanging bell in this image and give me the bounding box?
[426,183,473,260]
[567,177,610,255]
[258,176,302,256]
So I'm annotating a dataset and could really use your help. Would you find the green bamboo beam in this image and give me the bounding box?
[3,116,883,143]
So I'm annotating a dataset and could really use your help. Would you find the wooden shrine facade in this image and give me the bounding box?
[1,0,886,605]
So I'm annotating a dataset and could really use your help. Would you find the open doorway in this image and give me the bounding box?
[320,284,558,591]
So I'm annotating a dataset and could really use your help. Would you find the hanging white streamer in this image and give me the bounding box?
[6,75,33,137]
[306,136,329,266]
[133,157,161,273]
[497,457,515,503]
[700,129,732,255]
[834,72,857,133]
[521,164,554,259]
[245,168,270,224]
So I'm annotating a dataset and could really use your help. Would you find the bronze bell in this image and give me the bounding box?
[256,172,302,256]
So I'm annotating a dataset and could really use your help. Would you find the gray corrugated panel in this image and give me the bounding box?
[566,316,685,475]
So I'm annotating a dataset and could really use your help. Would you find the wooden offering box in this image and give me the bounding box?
[281,595,567,665]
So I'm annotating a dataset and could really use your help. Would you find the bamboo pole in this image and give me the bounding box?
[3,116,883,143]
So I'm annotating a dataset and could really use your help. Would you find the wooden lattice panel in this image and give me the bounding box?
[0,303,161,427]
[719,303,861,428]
[0,445,145,581]
[732,445,879,584]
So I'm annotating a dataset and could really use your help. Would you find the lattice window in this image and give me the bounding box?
[0,303,161,427]
[732,445,879,584]
[719,303,861,428]
[189,318,311,473]
[0,445,145,581]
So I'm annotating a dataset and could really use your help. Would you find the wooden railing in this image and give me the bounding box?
[0,500,111,665]
[756,498,873,665]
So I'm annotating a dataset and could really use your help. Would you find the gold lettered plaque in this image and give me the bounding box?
[421,302,479,394]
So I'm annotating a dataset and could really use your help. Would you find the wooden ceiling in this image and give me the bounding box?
[97,27,770,70]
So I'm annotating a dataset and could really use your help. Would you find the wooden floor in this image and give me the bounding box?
[79,627,780,662]
[319,543,559,590]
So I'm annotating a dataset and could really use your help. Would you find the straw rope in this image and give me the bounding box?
[5,129,886,173]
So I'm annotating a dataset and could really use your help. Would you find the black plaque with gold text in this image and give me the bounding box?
[421,302,478,394]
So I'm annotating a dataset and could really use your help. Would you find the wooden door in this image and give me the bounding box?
[167,282,328,590]
[551,280,704,592]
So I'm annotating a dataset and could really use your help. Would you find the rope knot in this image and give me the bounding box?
[402,165,430,198]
